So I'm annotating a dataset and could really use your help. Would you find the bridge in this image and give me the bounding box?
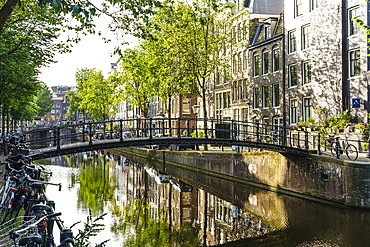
[24,117,321,160]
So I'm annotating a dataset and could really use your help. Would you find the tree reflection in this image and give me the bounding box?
[110,199,201,247]
[77,155,116,216]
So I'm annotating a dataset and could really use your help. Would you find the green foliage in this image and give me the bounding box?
[77,156,116,215]
[71,212,110,247]
[75,68,116,121]
[35,85,53,117]
[296,109,355,136]
[110,199,201,247]
[65,90,80,120]
[191,130,204,137]
[116,47,158,118]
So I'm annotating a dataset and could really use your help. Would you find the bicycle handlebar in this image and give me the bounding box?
[10,212,62,236]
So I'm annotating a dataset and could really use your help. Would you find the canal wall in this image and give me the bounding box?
[114,147,370,209]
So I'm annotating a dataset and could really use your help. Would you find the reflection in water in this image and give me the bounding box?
[43,151,370,246]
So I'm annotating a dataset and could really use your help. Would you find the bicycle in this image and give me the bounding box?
[330,133,358,161]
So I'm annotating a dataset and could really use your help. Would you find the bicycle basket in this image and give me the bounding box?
[0,216,37,246]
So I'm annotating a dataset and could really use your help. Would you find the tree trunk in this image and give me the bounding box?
[1,106,5,135]
[0,0,19,33]
[6,108,9,135]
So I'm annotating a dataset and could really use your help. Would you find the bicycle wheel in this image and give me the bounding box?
[345,144,358,161]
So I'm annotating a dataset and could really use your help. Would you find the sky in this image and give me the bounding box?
[38,14,137,89]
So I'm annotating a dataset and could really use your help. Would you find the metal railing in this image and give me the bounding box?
[23,117,370,159]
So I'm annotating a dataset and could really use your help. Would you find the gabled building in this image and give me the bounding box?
[248,16,284,129]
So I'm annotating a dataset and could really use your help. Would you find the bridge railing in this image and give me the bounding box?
[24,118,321,152]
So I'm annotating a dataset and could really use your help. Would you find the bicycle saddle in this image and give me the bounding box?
[31,204,52,212]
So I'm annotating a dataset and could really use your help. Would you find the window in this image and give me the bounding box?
[233,109,240,121]
[349,49,360,77]
[233,54,237,73]
[303,97,312,121]
[237,23,241,42]
[233,82,238,101]
[242,108,248,136]
[303,62,311,84]
[238,80,243,100]
[224,66,230,84]
[182,99,191,114]
[295,0,303,17]
[243,50,247,70]
[263,51,269,74]
[273,83,280,107]
[289,30,296,53]
[216,67,221,85]
[349,7,359,36]
[290,99,298,124]
[243,79,248,99]
[289,64,298,87]
[310,0,317,11]
[253,54,260,76]
[263,85,270,108]
[243,22,247,40]
[227,92,231,107]
[264,24,271,40]
[238,52,242,72]
[302,25,310,49]
[273,47,279,72]
[254,87,260,109]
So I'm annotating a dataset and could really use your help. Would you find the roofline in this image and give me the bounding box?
[248,34,283,50]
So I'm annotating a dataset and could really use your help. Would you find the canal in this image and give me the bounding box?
[41,151,370,247]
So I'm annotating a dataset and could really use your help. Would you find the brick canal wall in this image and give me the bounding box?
[115,147,370,209]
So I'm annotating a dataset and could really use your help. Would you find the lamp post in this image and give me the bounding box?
[192,102,200,150]
[364,71,370,158]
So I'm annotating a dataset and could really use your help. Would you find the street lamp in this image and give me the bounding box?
[192,102,200,150]
[364,71,370,158]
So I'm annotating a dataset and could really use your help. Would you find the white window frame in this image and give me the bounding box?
[262,51,269,75]
[273,83,280,107]
[302,61,311,85]
[301,25,310,50]
[263,85,270,108]
[289,64,298,88]
[349,49,360,77]
[289,30,297,53]
[349,7,359,36]
[290,98,298,125]
[303,97,312,121]
[273,47,279,72]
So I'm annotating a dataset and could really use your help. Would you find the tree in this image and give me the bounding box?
[0,0,161,44]
[116,46,158,119]
[79,69,115,120]
[65,90,80,121]
[35,86,53,117]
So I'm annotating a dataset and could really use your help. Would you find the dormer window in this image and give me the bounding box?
[264,24,271,40]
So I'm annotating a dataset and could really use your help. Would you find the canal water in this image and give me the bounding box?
[41,151,370,247]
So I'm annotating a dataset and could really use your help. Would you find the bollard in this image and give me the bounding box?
[335,136,340,159]
[305,130,308,150]
[57,127,60,150]
[120,120,123,142]
[318,133,321,155]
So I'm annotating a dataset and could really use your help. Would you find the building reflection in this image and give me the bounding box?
[105,153,275,245]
